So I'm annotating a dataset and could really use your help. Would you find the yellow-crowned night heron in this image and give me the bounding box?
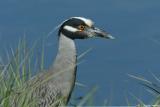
[13,17,114,107]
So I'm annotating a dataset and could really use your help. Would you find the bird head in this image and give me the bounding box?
[58,17,114,40]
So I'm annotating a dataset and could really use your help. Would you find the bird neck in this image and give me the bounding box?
[52,33,77,72]
[50,33,77,81]
[58,33,77,60]
[49,33,77,100]
[57,33,77,66]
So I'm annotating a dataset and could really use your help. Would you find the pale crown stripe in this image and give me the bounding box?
[72,17,94,27]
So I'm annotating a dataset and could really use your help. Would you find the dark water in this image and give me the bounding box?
[1,0,160,105]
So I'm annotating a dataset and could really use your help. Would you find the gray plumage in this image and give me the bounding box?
[32,33,76,106]
[11,17,114,107]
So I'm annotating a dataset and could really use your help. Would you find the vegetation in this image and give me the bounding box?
[0,38,39,107]
[129,74,160,107]
[0,38,160,107]
[0,38,99,107]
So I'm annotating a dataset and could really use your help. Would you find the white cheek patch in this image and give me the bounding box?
[63,25,79,32]
[72,17,94,27]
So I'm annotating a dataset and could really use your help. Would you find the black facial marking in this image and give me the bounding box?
[58,18,86,35]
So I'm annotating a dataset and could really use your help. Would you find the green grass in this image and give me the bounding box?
[0,38,67,106]
[0,38,41,107]
[1,37,160,107]
[128,74,160,107]
[0,38,99,107]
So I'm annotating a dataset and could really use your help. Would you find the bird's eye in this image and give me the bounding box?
[78,25,85,31]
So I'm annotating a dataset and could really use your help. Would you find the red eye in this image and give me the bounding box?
[78,25,85,31]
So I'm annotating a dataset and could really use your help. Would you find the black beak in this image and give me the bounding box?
[93,27,115,39]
